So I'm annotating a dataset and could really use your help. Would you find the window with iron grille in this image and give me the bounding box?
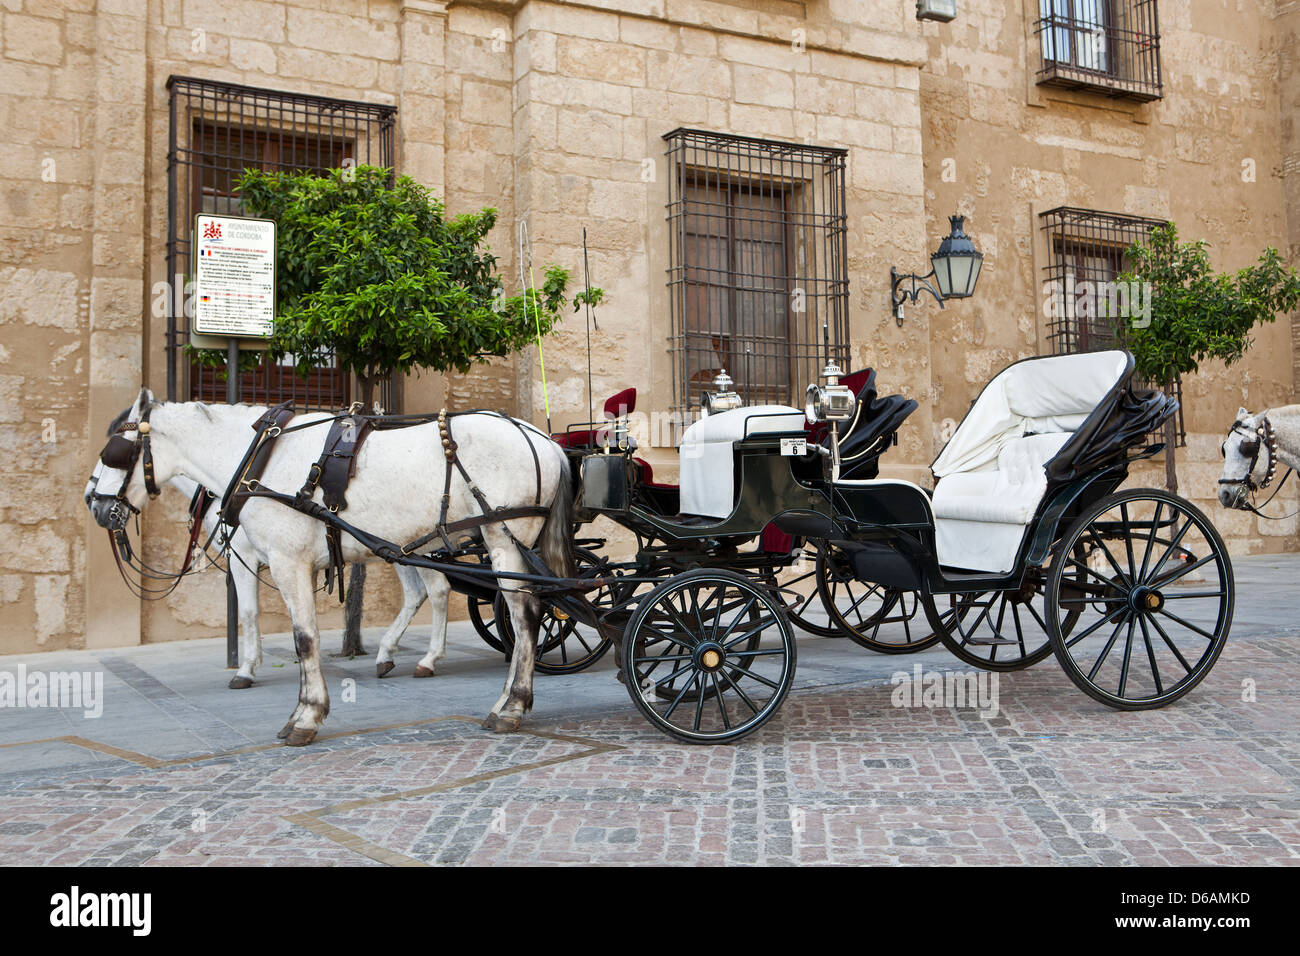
[1035,0,1162,102]
[165,76,399,410]
[665,129,849,430]
[1040,205,1183,442]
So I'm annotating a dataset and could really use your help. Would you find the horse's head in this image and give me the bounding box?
[87,387,161,531]
[1218,406,1272,510]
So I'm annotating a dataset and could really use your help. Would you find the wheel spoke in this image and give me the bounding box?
[1116,616,1136,698]
[1089,533,1133,589]
[722,662,781,690]
[1138,613,1164,696]
[1156,607,1217,641]
[1086,614,1129,681]
[1065,604,1127,649]
[1147,515,1195,582]
[715,596,756,644]
[662,671,700,720]
[710,672,731,731]
[1120,502,1138,582]
[1137,501,1163,580]
[718,669,761,715]
[1146,612,1194,674]
[722,616,778,650]
[1149,553,1216,589]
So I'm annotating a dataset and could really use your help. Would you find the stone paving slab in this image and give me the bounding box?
[0,553,1297,866]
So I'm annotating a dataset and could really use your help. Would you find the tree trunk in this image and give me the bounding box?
[1163,394,1178,495]
[338,371,376,658]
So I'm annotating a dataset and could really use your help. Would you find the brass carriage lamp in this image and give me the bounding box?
[890,214,984,327]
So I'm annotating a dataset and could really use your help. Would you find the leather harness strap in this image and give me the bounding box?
[297,412,375,513]
[220,402,296,530]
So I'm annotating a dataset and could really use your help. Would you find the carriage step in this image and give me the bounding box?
[962,636,1021,646]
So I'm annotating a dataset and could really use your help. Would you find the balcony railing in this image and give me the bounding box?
[1034,1,1162,102]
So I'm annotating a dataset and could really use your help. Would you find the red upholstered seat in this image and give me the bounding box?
[552,388,638,449]
[634,457,678,490]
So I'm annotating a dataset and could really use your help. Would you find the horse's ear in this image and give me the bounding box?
[1238,406,1250,421]
[137,386,155,412]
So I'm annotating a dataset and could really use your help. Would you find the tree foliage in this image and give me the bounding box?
[1118,222,1300,388]
[1115,222,1300,491]
[233,164,602,403]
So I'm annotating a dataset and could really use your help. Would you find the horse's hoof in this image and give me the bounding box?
[376,660,395,679]
[284,726,317,747]
[276,721,296,740]
[491,714,522,734]
[228,675,254,690]
[413,665,435,679]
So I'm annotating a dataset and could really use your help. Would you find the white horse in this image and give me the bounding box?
[1218,405,1300,511]
[87,388,573,745]
[85,421,446,690]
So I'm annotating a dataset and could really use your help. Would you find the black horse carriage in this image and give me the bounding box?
[478,348,1231,743]
[467,370,930,674]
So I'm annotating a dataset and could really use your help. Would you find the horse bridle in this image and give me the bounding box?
[96,403,162,516]
[1218,415,1278,494]
[92,404,213,599]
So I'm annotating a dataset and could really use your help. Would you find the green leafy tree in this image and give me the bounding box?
[236,163,601,410]
[228,164,602,655]
[1116,223,1300,493]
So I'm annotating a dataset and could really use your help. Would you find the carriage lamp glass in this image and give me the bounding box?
[916,0,958,22]
[805,361,855,424]
[890,214,983,326]
[701,368,743,417]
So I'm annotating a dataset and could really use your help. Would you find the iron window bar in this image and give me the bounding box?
[664,128,849,439]
[165,76,399,411]
[1039,205,1182,444]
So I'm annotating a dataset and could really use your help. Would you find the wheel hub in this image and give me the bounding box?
[695,642,726,672]
[1129,585,1164,613]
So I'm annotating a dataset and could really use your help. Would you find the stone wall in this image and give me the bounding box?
[1,0,1297,655]
[918,0,1300,554]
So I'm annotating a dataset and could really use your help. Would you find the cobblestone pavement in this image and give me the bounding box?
[1,554,1297,866]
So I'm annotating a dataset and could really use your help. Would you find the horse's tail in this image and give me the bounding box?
[539,448,575,579]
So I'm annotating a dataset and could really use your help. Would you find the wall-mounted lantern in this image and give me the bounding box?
[916,0,958,22]
[889,215,983,326]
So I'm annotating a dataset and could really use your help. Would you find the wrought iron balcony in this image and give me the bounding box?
[1034,1,1163,102]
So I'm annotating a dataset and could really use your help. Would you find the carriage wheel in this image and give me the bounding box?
[1044,488,1233,709]
[467,595,508,655]
[923,555,1084,672]
[815,544,939,654]
[495,547,617,675]
[622,568,796,744]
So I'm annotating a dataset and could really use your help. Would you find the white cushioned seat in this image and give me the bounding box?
[930,351,1128,572]
[679,404,804,518]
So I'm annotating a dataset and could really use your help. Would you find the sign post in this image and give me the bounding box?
[192,214,276,671]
